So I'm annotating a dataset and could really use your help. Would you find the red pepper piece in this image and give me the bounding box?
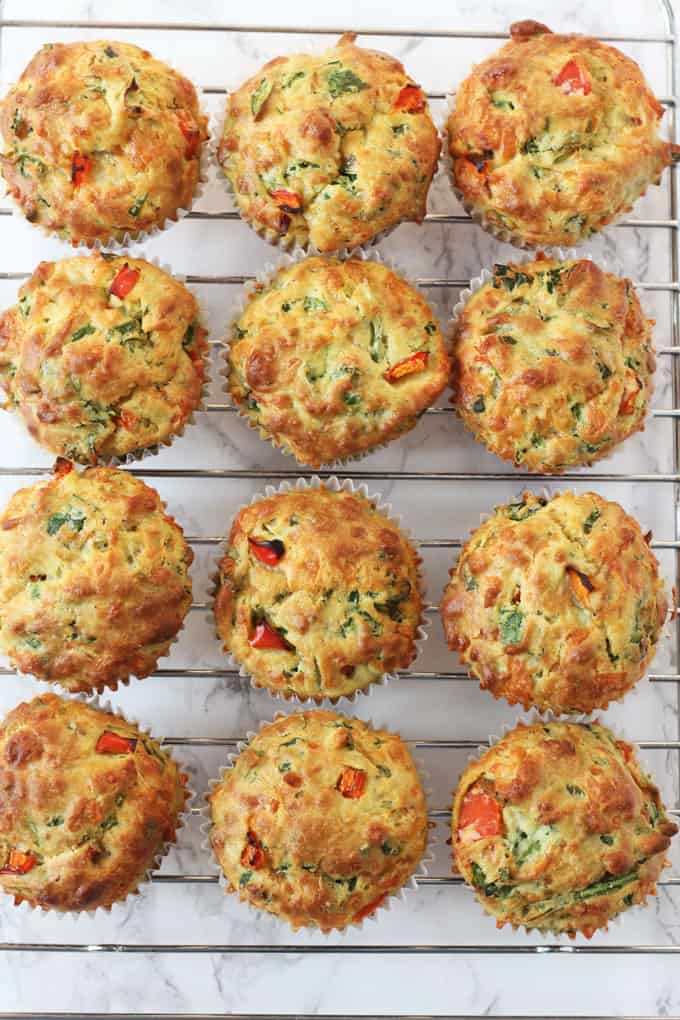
[616,740,633,763]
[0,848,38,875]
[458,788,503,840]
[554,59,592,95]
[249,619,289,650]
[619,377,642,416]
[336,766,366,799]
[394,84,426,113]
[270,189,302,214]
[178,115,201,158]
[110,265,140,300]
[71,151,92,187]
[240,829,265,869]
[383,351,428,383]
[283,772,303,788]
[248,537,285,565]
[114,410,138,431]
[96,730,138,754]
[566,565,594,607]
[354,892,387,922]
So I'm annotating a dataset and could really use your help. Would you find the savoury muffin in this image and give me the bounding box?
[453,720,678,936]
[0,460,193,693]
[228,256,449,466]
[208,710,428,930]
[0,41,208,245]
[447,20,678,247]
[450,257,655,472]
[440,491,667,714]
[0,693,187,912]
[0,254,208,464]
[218,32,440,251]
[214,485,423,700]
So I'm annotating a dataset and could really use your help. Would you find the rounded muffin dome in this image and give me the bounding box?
[450,257,655,472]
[214,485,423,700]
[0,254,208,464]
[218,32,440,251]
[0,40,208,245]
[452,720,678,936]
[447,20,677,247]
[208,711,428,931]
[0,694,187,912]
[440,491,667,714]
[0,461,193,694]
[228,256,449,467]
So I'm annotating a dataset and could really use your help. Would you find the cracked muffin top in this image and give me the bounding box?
[0,693,186,912]
[452,720,677,936]
[227,255,449,467]
[447,20,677,247]
[0,40,208,245]
[208,710,428,931]
[0,461,193,694]
[0,254,208,464]
[450,257,655,473]
[217,32,440,251]
[440,491,667,714]
[214,486,423,701]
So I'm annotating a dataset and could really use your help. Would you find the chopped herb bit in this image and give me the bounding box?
[491,95,515,110]
[326,67,368,98]
[71,323,96,342]
[280,737,299,748]
[381,840,401,856]
[583,509,601,533]
[303,296,329,313]
[104,45,117,57]
[499,607,524,646]
[598,362,613,381]
[472,396,485,413]
[369,320,387,363]
[46,508,86,535]
[281,70,305,89]
[392,123,407,135]
[278,761,292,773]
[251,77,273,117]
[600,834,614,845]
[605,636,619,664]
[343,391,361,408]
[18,295,31,318]
[23,636,41,649]
[572,403,583,421]
[565,213,587,232]
[128,194,147,217]
[424,321,437,335]
[566,784,585,797]
[46,815,63,827]
[239,870,252,886]
[100,814,118,831]
[235,326,248,339]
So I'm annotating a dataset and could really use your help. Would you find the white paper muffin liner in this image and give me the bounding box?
[208,474,430,706]
[0,691,193,921]
[199,709,434,935]
[450,708,675,941]
[220,244,450,468]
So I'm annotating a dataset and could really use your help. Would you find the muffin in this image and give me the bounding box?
[0,693,187,911]
[208,710,428,931]
[0,41,208,245]
[452,720,678,936]
[217,32,440,251]
[0,254,208,464]
[214,485,423,700]
[228,256,449,466]
[440,491,667,714]
[446,20,678,247]
[450,256,655,472]
[0,460,193,693]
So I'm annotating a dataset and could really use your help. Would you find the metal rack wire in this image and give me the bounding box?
[0,7,680,1020]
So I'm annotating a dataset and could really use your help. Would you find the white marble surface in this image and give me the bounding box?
[0,0,679,1015]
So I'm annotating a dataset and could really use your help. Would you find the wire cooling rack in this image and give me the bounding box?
[0,6,679,1020]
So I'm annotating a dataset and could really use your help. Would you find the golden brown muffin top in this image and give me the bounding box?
[0,461,193,694]
[214,486,422,700]
[447,21,676,247]
[228,256,449,467]
[0,40,208,244]
[450,257,655,472]
[218,32,440,251]
[209,711,428,931]
[0,694,186,912]
[452,720,677,936]
[441,491,667,714]
[0,255,208,464]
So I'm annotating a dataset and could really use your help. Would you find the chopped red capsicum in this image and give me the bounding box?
[248,537,285,566]
[249,619,289,650]
[383,351,429,383]
[96,730,138,754]
[394,84,426,113]
[554,59,592,95]
[354,892,387,922]
[619,377,642,416]
[566,565,594,607]
[616,740,633,763]
[270,189,302,214]
[240,829,265,869]
[110,265,140,300]
[0,848,38,875]
[336,766,366,799]
[458,788,503,840]
[178,115,201,158]
[71,151,92,187]
[114,410,138,431]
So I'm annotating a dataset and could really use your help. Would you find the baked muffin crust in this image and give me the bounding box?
[0,694,186,911]
[0,254,208,464]
[208,710,428,930]
[218,32,440,251]
[0,41,208,244]
[447,20,677,247]
[228,256,449,466]
[0,461,193,693]
[441,491,667,714]
[450,257,655,472]
[452,720,678,936]
[214,486,422,700]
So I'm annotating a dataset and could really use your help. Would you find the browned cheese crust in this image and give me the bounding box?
[452,720,678,936]
[214,486,423,700]
[0,694,187,911]
[208,711,428,930]
[440,491,667,714]
[0,462,193,693]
